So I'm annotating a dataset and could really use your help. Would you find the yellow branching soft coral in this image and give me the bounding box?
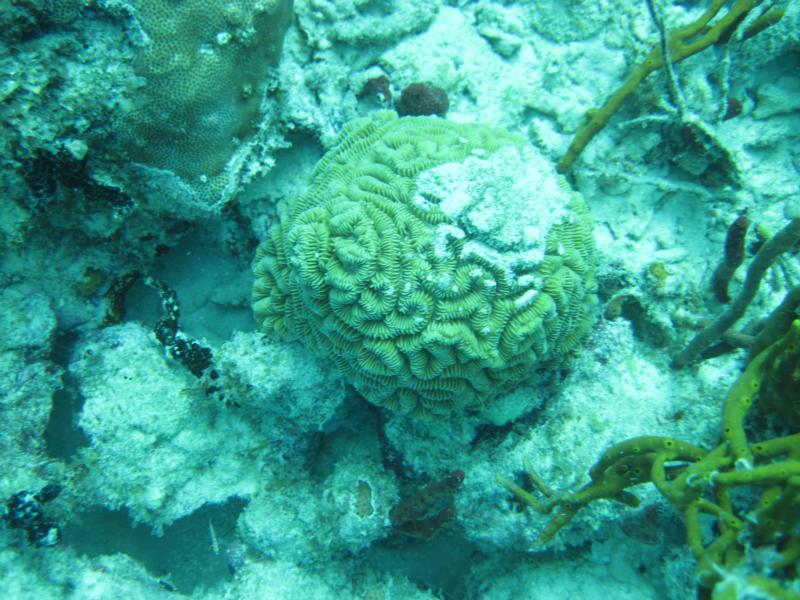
[557,0,785,173]
[499,320,800,597]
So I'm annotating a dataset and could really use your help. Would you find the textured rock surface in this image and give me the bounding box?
[253,111,597,415]
[295,0,438,47]
[71,323,266,530]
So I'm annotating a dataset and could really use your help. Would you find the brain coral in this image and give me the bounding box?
[252,111,597,416]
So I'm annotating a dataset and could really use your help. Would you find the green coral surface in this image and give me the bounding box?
[252,111,597,415]
[122,0,293,201]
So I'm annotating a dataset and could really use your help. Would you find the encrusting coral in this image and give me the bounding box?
[499,319,800,597]
[121,0,294,203]
[252,111,597,415]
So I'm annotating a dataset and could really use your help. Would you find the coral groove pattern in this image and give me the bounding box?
[253,111,597,415]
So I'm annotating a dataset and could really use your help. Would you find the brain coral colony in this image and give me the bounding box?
[252,111,597,415]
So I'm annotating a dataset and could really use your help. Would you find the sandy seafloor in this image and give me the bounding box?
[1,1,799,598]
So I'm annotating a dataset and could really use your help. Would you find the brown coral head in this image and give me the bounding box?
[396,82,449,117]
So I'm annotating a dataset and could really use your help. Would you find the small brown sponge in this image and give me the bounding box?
[252,111,597,415]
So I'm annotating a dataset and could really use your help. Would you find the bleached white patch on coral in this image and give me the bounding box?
[412,192,435,211]
[432,223,466,259]
[417,145,566,290]
[514,288,538,308]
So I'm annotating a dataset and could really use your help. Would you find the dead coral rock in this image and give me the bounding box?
[389,470,464,539]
